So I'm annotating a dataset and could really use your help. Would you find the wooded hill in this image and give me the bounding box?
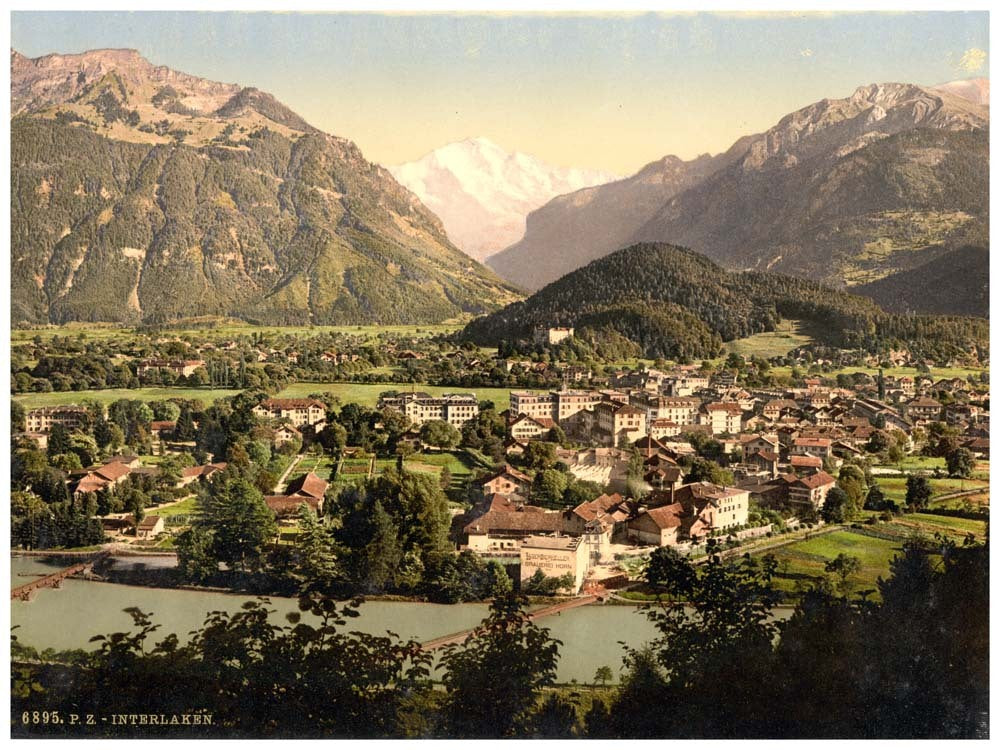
[10,49,521,326]
[462,243,989,363]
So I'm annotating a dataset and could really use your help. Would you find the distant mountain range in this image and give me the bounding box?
[10,48,521,325]
[487,79,989,317]
[389,137,617,261]
[464,242,989,364]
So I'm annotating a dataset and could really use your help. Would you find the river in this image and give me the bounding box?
[11,556,668,683]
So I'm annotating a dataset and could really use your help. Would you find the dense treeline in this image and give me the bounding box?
[461,243,988,362]
[13,535,987,738]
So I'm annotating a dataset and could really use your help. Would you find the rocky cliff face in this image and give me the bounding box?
[10,48,521,325]
[488,81,988,305]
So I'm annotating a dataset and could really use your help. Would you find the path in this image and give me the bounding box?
[274,453,304,493]
[420,595,599,651]
[11,552,110,601]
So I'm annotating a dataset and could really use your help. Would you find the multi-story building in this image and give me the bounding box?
[253,398,327,427]
[904,396,944,423]
[703,402,743,435]
[660,373,710,397]
[377,392,479,428]
[593,401,647,447]
[532,326,574,346]
[630,393,700,426]
[788,471,837,511]
[509,389,603,424]
[136,358,205,377]
[25,405,89,433]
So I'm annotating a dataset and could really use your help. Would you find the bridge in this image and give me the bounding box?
[420,594,599,651]
[11,552,110,601]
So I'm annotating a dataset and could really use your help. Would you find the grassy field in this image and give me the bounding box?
[874,476,989,504]
[13,381,514,411]
[764,510,988,600]
[723,320,813,359]
[11,322,465,343]
[13,386,242,408]
[874,455,946,472]
[767,529,902,598]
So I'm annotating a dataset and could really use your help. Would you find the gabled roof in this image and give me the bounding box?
[640,503,685,530]
[94,461,131,482]
[790,455,823,468]
[793,471,836,490]
[258,398,325,409]
[478,464,531,485]
[285,471,329,499]
[463,510,567,535]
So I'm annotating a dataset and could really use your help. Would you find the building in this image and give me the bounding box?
[703,402,743,435]
[272,424,302,447]
[628,503,685,547]
[593,401,647,447]
[626,482,750,547]
[905,396,944,423]
[509,389,603,425]
[285,471,329,501]
[508,414,555,441]
[179,462,228,487]
[519,535,589,593]
[25,405,88,433]
[533,327,574,346]
[136,359,205,377]
[788,471,837,511]
[72,459,133,497]
[661,373,710,397]
[477,465,533,498]
[136,515,165,539]
[253,398,327,427]
[464,508,567,553]
[377,392,479,428]
[629,393,700,426]
[790,437,833,458]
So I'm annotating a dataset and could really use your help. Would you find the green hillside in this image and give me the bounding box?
[461,242,988,362]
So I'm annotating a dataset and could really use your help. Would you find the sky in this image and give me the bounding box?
[10,11,990,174]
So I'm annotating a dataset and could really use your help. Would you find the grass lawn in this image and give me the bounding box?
[153,496,200,518]
[766,529,903,599]
[874,476,988,504]
[295,453,339,478]
[723,319,813,359]
[900,513,987,537]
[13,386,241,409]
[874,455,946,472]
[931,491,989,511]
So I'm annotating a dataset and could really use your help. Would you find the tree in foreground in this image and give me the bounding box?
[439,593,561,737]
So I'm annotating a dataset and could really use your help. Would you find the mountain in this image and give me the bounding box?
[389,137,617,261]
[488,82,988,299]
[463,243,988,365]
[854,245,989,318]
[932,77,989,106]
[485,145,748,289]
[10,49,521,325]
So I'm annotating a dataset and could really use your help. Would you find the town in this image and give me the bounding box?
[11,322,989,599]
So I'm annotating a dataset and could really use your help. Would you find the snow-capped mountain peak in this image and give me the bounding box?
[390,138,618,261]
